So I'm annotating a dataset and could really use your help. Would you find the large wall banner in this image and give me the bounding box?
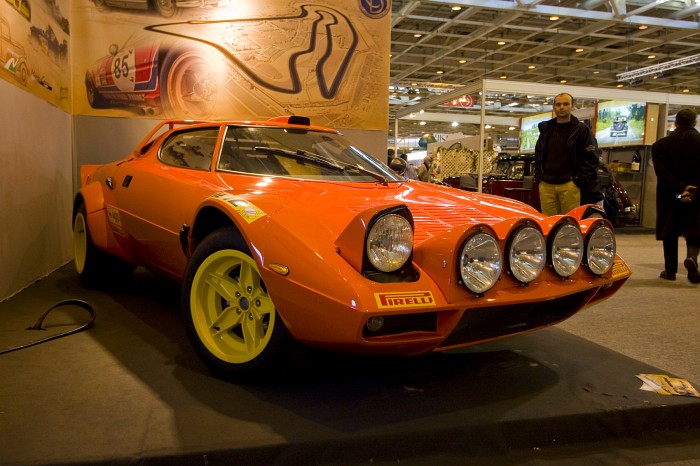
[0,0,71,112]
[71,0,391,130]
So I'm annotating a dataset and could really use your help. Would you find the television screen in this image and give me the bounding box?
[519,111,553,153]
[594,100,647,147]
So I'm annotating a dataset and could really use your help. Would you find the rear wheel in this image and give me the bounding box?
[73,202,134,287]
[182,228,295,379]
[160,49,217,118]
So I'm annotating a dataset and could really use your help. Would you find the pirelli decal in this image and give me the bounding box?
[611,261,632,279]
[374,291,436,309]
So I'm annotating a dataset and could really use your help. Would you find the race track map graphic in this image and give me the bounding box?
[72,0,390,130]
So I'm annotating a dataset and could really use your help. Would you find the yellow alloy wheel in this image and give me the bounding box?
[189,249,276,364]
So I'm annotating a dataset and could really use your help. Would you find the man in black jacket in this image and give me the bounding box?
[652,108,700,284]
[534,93,600,216]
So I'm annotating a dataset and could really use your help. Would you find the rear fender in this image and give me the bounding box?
[80,165,101,187]
[76,183,133,263]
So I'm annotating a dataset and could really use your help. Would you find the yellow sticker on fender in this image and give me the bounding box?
[611,262,631,279]
[211,192,266,224]
[106,206,124,235]
[374,291,436,309]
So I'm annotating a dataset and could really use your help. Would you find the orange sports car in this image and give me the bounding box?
[73,116,632,379]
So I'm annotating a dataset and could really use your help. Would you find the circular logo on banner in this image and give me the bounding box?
[359,0,390,19]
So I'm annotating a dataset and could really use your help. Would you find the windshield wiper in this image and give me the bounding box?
[254,147,388,185]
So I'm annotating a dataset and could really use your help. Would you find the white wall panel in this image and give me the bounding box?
[0,79,72,301]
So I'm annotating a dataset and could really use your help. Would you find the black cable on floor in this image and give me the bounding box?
[0,299,95,355]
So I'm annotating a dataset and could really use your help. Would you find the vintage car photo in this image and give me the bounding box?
[0,15,29,85]
[610,116,629,137]
[73,117,632,379]
[84,34,217,118]
[90,0,227,18]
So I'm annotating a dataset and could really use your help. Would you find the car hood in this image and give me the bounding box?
[217,177,542,244]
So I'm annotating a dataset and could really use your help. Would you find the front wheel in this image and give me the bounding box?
[182,228,295,379]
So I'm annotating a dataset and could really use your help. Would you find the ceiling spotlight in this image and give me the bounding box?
[509,126,516,130]
[451,5,462,11]
[683,88,690,93]
[560,79,567,83]
[528,65,536,69]
[500,74,507,79]
[485,124,492,129]
[575,48,584,53]
[414,33,423,38]
[639,25,648,30]
[648,54,656,59]
[451,121,459,127]
[549,15,559,20]
[616,83,624,88]
[436,69,444,74]
[497,40,506,45]
[458,59,467,64]
[420,121,427,125]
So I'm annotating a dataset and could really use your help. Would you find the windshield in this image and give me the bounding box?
[217,126,402,182]
[491,160,511,176]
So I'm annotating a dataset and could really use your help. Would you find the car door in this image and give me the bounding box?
[112,127,222,280]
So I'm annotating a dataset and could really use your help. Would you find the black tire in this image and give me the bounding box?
[73,201,134,287]
[153,0,177,17]
[85,75,107,109]
[181,228,296,380]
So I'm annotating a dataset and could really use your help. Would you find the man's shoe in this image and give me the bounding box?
[660,271,676,281]
[684,257,700,284]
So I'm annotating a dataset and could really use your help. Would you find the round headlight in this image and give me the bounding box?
[366,214,413,272]
[551,223,584,277]
[508,226,545,283]
[459,232,502,294]
[586,225,616,275]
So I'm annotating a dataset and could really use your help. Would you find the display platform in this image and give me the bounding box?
[1,264,700,466]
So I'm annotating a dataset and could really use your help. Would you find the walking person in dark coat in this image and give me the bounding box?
[651,108,700,283]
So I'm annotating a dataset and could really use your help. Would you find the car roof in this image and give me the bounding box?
[134,116,338,156]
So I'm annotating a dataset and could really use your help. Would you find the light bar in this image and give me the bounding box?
[616,54,700,81]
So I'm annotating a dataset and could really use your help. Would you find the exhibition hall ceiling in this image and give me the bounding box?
[390,0,700,142]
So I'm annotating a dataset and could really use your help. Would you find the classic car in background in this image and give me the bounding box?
[85,34,217,118]
[73,117,631,380]
[445,154,638,227]
[90,0,227,18]
[480,153,541,210]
